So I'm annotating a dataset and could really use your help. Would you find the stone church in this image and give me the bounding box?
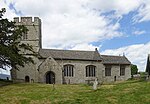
[11,17,131,84]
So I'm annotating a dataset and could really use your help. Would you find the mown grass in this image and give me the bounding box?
[0,80,150,104]
[0,80,12,86]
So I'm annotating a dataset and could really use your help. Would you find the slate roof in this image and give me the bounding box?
[39,48,102,61]
[39,48,131,64]
[101,55,131,65]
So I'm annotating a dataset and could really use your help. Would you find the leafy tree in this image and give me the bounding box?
[131,64,138,76]
[0,8,37,70]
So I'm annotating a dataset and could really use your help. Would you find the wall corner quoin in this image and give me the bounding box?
[34,17,41,24]
[14,17,19,23]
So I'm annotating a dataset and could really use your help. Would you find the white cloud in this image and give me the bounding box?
[87,0,150,23]
[0,68,10,75]
[70,43,100,51]
[3,0,124,49]
[133,0,150,22]
[133,30,146,35]
[1,0,150,50]
[87,0,142,17]
[2,0,150,50]
[0,0,17,20]
[101,42,150,72]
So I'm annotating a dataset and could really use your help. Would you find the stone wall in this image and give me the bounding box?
[103,65,131,83]
[56,60,104,84]
[14,17,42,52]
[12,56,40,83]
[11,17,42,83]
[38,57,62,84]
[12,56,131,84]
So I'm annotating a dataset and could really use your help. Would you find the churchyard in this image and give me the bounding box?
[0,80,150,104]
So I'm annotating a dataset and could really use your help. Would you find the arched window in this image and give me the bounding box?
[25,76,30,82]
[86,65,96,77]
[64,64,74,77]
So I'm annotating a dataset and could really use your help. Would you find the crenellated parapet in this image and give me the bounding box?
[14,16,42,50]
[14,17,41,25]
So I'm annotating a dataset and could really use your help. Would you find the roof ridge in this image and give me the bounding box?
[40,48,95,52]
[101,55,124,57]
[39,48,102,61]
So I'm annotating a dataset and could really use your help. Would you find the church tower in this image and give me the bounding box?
[11,17,42,83]
[14,17,42,52]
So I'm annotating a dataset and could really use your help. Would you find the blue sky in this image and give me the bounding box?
[100,10,150,51]
[1,0,150,74]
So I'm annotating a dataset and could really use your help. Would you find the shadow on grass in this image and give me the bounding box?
[0,80,13,87]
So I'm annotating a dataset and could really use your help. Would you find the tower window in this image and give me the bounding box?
[22,32,28,40]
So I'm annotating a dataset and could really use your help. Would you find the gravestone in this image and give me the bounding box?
[93,78,98,90]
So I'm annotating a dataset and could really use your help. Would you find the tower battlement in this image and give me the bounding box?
[14,16,42,50]
[14,17,41,25]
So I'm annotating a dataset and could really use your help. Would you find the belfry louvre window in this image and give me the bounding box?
[120,65,125,76]
[64,64,74,77]
[105,65,111,76]
[86,65,96,77]
[22,32,28,40]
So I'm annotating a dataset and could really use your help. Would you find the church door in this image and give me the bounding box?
[46,71,55,84]
[25,76,30,82]
[114,76,117,81]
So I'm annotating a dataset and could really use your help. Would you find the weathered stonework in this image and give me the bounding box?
[11,17,131,84]
[56,60,104,84]
[103,65,131,83]
[38,57,62,84]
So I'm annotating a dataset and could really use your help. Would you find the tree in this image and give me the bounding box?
[131,64,138,76]
[0,8,37,70]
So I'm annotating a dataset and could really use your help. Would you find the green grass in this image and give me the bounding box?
[0,80,150,104]
[0,80,12,86]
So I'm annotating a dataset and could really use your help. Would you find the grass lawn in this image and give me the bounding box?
[0,80,150,104]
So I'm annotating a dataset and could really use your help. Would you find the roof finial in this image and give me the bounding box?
[95,48,98,51]
[123,52,125,56]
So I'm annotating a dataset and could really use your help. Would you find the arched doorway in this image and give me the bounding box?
[25,76,30,82]
[46,71,55,84]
